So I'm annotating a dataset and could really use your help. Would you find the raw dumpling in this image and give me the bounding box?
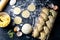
[21,10,30,18]
[43,26,50,35]
[39,32,46,40]
[27,3,36,11]
[21,24,32,34]
[14,16,22,24]
[41,7,49,15]
[48,16,54,23]
[32,28,39,38]
[36,23,43,32]
[40,12,48,21]
[46,21,52,29]
[50,10,57,18]
[38,16,45,26]
[13,7,21,15]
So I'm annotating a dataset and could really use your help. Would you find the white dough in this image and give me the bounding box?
[10,0,16,5]
[21,10,30,18]
[14,16,22,24]
[27,3,36,11]
[13,7,21,15]
[21,24,32,34]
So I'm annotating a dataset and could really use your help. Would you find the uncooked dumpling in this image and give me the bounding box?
[38,16,45,26]
[41,7,49,15]
[50,10,57,18]
[39,32,46,40]
[40,12,47,21]
[14,16,22,24]
[32,28,39,38]
[48,16,54,23]
[36,23,43,32]
[13,7,21,15]
[43,26,49,35]
[27,3,36,11]
[46,21,52,29]
[21,10,30,18]
[21,24,32,34]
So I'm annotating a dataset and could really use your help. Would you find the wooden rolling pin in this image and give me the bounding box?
[0,0,9,11]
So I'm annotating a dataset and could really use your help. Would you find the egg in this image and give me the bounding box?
[21,24,32,34]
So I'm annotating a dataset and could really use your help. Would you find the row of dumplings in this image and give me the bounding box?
[32,7,57,40]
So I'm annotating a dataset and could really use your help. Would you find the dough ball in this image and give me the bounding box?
[14,16,22,24]
[40,12,48,21]
[21,24,32,34]
[13,7,21,15]
[21,10,30,18]
[32,28,39,38]
[0,12,10,27]
[27,3,36,11]
[41,7,49,15]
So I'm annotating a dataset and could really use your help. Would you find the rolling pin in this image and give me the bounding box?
[0,0,9,11]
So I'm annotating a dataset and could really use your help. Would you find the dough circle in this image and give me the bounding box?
[21,10,30,18]
[21,24,32,34]
[14,16,22,24]
[27,3,36,11]
[0,12,10,27]
[13,7,21,15]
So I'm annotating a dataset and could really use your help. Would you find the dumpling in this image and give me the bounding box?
[21,10,30,18]
[13,7,21,15]
[27,3,36,11]
[32,28,39,38]
[48,16,54,23]
[14,16,22,24]
[39,32,46,40]
[38,16,45,26]
[21,24,32,34]
[40,12,48,21]
[36,23,43,32]
[41,7,49,15]
[43,26,50,35]
[46,21,52,29]
[49,10,57,18]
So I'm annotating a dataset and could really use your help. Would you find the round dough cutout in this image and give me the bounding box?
[14,16,22,24]
[27,3,36,11]
[13,7,21,15]
[21,10,30,18]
